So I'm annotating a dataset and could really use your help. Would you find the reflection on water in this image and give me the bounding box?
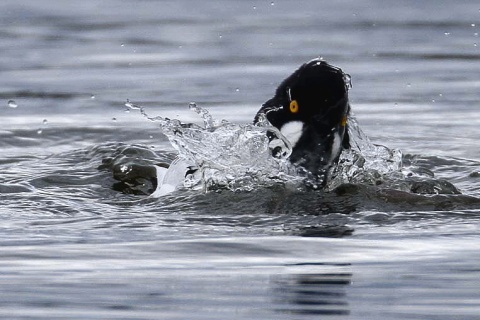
[274,269,352,316]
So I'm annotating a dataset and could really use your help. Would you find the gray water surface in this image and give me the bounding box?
[1,0,480,319]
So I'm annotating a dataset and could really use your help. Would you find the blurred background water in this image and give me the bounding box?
[1,0,480,319]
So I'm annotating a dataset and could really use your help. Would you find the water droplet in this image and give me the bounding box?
[343,74,352,90]
[407,83,411,88]
[474,33,479,37]
[439,93,443,97]
[235,88,240,92]
[7,100,17,108]
[471,23,476,27]
[90,95,95,99]
[394,103,398,107]
[474,43,478,47]
[431,99,436,103]
[121,43,125,47]
[37,129,43,135]
[112,117,117,122]
[253,5,256,10]
[444,32,451,36]
[270,1,274,6]
[219,34,223,39]
[125,99,141,110]
[149,135,153,139]
[42,119,48,125]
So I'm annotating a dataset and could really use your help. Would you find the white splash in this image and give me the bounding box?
[126,101,301,195]
[326,114,404,190]
[126,101,408,196]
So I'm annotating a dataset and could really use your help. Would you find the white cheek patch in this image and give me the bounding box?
[280,121,304,147]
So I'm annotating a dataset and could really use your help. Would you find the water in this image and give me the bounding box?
[1,0,480,319]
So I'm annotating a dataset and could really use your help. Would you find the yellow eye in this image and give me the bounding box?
[289,100,299,113]
[341,115,347,127]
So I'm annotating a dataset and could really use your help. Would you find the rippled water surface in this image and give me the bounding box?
[1,0,480,319]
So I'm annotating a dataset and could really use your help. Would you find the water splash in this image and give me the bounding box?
[326,114,404,190]
[124,101,447,195]
[126,101,300,193]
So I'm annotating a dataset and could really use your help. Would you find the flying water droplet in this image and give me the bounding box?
[112,117,117,122]
[270,1,274,6]
[253,5,256,10]
[91,95,95,99]
[235,88,240,92]
[37,118,48,135]
[444,32,451,36]
[7,100,17,108]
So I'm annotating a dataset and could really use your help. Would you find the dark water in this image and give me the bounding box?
[1,0,480,319]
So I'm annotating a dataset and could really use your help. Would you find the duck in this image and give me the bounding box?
[108,59,352,196]
[254,58,351,187]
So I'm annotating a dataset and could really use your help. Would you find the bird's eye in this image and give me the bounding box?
[289,100,299,113]
[341,115,347,127]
